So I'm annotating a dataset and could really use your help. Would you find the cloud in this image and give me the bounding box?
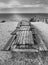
[0,0,47,9]
[0,0,48,13]
[8,0,21,8]
[22,4,41,7]
[0,0,21,8]
[17,4,45,8]
[0,0,46,9]
[0,2,8,8]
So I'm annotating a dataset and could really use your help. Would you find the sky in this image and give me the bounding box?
[0,0,48,13]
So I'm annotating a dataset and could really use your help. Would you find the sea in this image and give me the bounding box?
[0,13,48,22]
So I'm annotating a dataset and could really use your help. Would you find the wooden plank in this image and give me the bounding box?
[12,49,38,52]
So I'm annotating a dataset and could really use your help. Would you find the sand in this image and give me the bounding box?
[0,22,18,50]
[0,21,48,65]
[0,21,48,49]
[31,22,48,48]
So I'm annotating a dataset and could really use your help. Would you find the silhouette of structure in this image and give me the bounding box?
[2,20,47,52]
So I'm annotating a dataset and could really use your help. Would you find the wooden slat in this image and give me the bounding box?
[12,49,38,52]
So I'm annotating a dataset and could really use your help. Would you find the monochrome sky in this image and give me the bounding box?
[0,0,48,13]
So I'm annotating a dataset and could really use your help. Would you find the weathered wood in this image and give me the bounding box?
[2,20,47,51]
[11,30,17,35]
[12,49,38,52]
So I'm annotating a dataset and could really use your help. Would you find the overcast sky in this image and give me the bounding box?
[0,0,48,13]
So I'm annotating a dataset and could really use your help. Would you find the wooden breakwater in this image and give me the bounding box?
[2,20,47,52]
